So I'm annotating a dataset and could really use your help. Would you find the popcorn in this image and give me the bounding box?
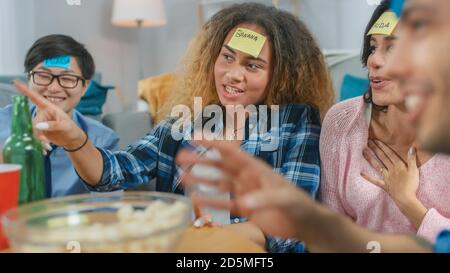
[117,204,134,222]
[13,200,189,253]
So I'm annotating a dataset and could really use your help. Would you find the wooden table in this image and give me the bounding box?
[176,226,265,253]
[1,226,265,253]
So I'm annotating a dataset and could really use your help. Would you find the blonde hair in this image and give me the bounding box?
[159,3,334,120]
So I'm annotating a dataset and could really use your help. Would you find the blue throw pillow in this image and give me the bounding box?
[340,74,370,101]
[76,81,114,115]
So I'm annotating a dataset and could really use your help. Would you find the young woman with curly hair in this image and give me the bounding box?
[15,3,334,253]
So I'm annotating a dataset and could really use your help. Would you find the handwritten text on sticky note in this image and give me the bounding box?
[227,28,267,58]
[367,11,399,36]
[43,55,71,70]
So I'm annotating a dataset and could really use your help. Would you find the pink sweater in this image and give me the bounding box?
[319,96,450,242]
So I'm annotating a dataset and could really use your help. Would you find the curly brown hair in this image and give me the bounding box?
[160,3,334,120]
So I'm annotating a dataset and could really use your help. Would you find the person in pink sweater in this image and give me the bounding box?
[319,0,450,243]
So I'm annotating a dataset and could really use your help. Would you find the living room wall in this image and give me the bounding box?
[0,0,375,113]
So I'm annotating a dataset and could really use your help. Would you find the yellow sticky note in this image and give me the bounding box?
[367,11,399,36]
[227,28,267,58]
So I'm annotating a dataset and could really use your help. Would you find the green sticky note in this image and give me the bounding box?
[227,28,267,58]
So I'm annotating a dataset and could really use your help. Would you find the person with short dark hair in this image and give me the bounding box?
[0,34,119,197]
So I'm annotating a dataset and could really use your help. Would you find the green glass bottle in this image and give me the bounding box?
[2,96,46,204]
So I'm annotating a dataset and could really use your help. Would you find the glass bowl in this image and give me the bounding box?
[1,191,192,253]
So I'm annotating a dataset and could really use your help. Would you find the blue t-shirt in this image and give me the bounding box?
[0,105,119,197]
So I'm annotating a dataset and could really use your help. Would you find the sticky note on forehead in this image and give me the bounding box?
[227,28,266,58]
[367,11,399,36]
[43,55,71,70]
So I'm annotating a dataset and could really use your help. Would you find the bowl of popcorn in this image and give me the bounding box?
[1,191,192,253]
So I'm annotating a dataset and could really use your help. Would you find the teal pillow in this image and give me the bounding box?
[340,74,370,101]
[76,81,114,115]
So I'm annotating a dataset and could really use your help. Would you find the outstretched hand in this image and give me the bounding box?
[176,139,316,239]
[13,81,84,149]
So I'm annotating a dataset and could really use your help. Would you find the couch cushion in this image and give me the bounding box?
[340,74,369,101]
[76,80,114,115]
[0,83,19,108]
[138,73,176,124]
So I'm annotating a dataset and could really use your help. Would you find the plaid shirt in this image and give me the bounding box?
[85,103,321,253]
[434,230,450,253]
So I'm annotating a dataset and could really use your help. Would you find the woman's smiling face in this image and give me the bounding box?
[214,23,273,107]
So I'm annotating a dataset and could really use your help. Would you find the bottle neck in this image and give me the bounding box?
[11,96,33,136]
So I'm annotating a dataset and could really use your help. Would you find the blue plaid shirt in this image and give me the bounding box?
[434,230,450,253]
[83,103,321,253]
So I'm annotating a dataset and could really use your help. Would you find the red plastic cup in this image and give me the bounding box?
[0,164,21,250]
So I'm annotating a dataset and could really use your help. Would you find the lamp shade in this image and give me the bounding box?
[112,0,167,27]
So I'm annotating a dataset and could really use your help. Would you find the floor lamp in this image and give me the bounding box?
[112,0,167,80]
